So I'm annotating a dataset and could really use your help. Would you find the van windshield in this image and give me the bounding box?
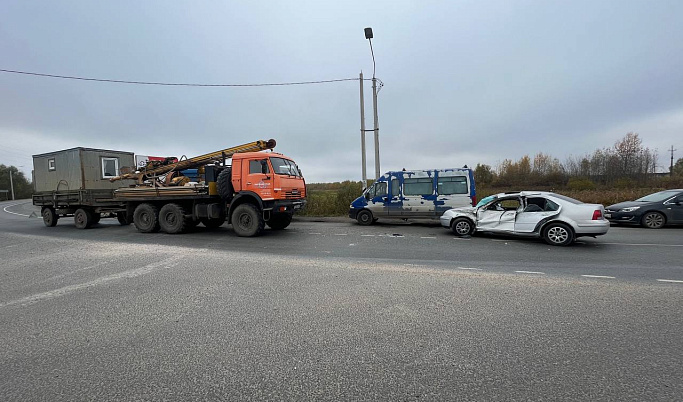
[270,157,301,177]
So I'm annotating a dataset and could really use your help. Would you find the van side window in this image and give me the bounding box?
[404,177,433,196]
[437,176,468,195]
[373,182,387,197]
[391,178,399,196]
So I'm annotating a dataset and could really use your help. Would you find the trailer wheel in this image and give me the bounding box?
[232,203,264,237]
[200,217,225,229]
[116,211,131,225]
[216,168,234,202]
[159,203,187,234]
[133,203,160,233]
[74,208,93,229]
[267,213,292,230]
[41,207,58,227]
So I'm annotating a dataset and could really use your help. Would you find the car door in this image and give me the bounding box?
[665,193,683,222]
[386,174,402,218]
[476,197,520,232]
[514,197,561,233]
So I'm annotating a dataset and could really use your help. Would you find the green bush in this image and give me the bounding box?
[301,181,363,216]
[567,177,596,191]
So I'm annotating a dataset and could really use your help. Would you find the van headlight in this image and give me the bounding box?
[620,206,640,212]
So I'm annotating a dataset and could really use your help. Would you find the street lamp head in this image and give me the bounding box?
[364,27,373,40]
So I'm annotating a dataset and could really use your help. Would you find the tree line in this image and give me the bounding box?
[0,165,32,200]
[474,132,682,189]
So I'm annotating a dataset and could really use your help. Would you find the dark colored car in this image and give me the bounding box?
[605,189,683,228]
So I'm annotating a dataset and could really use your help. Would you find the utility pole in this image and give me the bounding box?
[9,168,15,201]
[671,145,676,176]
[359,72,367,186]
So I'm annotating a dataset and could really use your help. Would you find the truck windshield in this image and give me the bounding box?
[270,157,301,177]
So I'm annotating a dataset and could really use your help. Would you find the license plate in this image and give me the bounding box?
[604,213,611,218]
[294,204,301,210]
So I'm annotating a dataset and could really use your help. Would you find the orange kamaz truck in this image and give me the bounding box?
[33,139,306,237]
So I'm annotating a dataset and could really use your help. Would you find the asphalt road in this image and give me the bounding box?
[1,200,682,401]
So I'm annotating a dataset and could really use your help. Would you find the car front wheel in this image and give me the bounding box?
[542,222,574,246]
[451,217,474,236]
[641,211,665,229]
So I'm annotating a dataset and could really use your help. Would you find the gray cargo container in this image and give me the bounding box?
[33,147,135,192]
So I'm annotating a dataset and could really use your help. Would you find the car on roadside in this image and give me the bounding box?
[440,191,609,246]
[605,189,683,229]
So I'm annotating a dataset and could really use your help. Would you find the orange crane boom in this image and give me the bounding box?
[110,139,276,183]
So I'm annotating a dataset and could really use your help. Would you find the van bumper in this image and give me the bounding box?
[349,208,359,219]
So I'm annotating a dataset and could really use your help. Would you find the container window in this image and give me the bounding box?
[437,176,468,195]
[48,158,56,171]
[404,177,433,196]
[102,157,119,178]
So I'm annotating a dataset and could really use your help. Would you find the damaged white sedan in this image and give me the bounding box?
[440,191,609,246]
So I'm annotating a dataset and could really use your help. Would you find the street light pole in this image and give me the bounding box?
[365,27,380,180]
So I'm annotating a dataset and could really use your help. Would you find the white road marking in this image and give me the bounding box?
[420,236,437,239]
[2,202,32,217]
[453,237,471,240]
[515,270,545,275]
[0,256,184,309]
[361,234,375,237]
[458,267,482,271]
[602,242,683,247]
[308,232,322,235]
[334,233,348,236]
[656,279,683,283]
[581,275,615,279]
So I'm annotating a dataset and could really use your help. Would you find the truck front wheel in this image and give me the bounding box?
[232,204,265,237]
[41,207,58,227]
[133,203,160,233]
[267,213,292,230]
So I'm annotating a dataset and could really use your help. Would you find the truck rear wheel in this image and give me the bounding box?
[159,203,187,234]
[217,168,234,202]
[41,207,58,227]
[74,208,93,229]
[133,203,160,233]
[267,213,292,230]
[232,203,264,237]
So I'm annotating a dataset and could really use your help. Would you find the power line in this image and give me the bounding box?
[0,68,360,87]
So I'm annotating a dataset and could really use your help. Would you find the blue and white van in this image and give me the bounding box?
[349,168,476,225]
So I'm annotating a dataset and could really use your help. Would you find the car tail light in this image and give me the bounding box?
[592,209,602,220]
[471,196,477,206]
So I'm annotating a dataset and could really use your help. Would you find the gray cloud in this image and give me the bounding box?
[1,0,682,182]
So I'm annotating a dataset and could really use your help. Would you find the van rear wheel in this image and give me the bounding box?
[356,210,374,226]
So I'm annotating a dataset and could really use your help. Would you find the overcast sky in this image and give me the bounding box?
[1,0,682,182]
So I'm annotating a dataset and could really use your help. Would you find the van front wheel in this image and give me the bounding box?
[356,210,374,226]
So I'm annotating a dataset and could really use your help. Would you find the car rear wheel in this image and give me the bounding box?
[451,217,474,236]
[641,211,665,229]
[542,222,574,246]
[356,210,374,226]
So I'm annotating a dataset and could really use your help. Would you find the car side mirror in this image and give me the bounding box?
[364,193,371,200]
